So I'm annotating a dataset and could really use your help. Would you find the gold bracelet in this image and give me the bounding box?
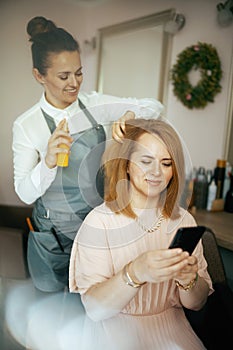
[122,262,146,288]
[175,273,198,292]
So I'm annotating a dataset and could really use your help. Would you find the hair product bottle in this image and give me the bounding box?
[224,172,233,213]
[193,166,208,209]
[223,162,232,199]
[206,179,217,211]
[214,159,226,199]
[57,121,69,167]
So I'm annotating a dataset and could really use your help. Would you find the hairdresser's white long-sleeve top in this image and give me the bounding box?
[12,91,163,205]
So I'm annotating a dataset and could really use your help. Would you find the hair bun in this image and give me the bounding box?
[26,16,57,39]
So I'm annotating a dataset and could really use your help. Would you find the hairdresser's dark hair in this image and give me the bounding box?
[26,16,80,75]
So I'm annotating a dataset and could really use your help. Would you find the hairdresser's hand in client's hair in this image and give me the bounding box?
[112,110,135,143]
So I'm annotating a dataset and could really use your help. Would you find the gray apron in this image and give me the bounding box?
[27,99,106,292]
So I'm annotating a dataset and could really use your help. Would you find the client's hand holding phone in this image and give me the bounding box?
[169,226,206,255]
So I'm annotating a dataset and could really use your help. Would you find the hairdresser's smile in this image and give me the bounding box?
[64,88,78,93]
[64,87,79,97]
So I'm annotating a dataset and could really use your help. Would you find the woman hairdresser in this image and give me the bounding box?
[12,16,163,293]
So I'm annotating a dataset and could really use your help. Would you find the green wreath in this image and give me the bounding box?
[171,42,222,109]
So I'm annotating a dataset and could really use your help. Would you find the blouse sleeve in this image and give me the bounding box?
[79,91,164,122]
[12,120,57,205]
[98,93,164,119]
[69,209,114,294]
[193,240,214,294]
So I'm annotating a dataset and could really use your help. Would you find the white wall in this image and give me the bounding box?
[0,0,232,206]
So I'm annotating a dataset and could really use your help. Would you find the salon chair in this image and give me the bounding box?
[184,227,233,350]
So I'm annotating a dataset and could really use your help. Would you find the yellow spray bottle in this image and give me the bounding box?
[57,120,70,167]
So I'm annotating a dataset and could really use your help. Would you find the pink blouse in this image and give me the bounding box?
[69,204,213,350]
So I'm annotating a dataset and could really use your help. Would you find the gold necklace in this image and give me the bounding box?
[135,213,164,233]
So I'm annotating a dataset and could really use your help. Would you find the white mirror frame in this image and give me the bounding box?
[96,9,175,109]
[224,46,233,165]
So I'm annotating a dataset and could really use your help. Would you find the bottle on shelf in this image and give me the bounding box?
[223,163,232,199]
[224,172,233,213]
[214,159,226,199]
[193,166,208,209]
[206,179,217,211]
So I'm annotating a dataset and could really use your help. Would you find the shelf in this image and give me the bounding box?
[193,210,233,251]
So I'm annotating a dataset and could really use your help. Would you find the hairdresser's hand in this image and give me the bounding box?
[112,110,135,143]
[173,254,198,286]
[131,249,190,284]
[45,119,73,169]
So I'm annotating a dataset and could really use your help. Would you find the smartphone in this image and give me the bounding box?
[168,226,206,255]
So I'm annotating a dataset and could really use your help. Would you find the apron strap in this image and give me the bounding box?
[41,109,57,133]
[78,99,105,144]
[78,98,99,127]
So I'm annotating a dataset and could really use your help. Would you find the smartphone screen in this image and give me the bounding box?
[168,226,206,255]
